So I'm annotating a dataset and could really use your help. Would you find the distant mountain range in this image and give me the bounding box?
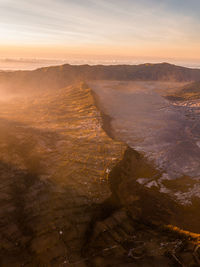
[1,62,200,93]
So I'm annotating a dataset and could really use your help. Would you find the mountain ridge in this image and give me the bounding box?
[1,62,200,94]
[0,81,200,266]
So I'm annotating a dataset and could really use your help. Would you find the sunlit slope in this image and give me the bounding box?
[0,83,123,266]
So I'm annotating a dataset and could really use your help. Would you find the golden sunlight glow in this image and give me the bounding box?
[0,0,200,62]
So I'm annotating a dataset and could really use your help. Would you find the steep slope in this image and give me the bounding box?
[0,83,124,266]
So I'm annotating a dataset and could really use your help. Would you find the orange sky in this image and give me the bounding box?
[0,0,200,62]
[0,44,199,62]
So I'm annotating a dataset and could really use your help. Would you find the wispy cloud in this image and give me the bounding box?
[0,0,200,58]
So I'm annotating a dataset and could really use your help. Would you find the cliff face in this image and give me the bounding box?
[85,81,200,266]
[81,100,200,267]
[83,112,200,267]
[108,148,200,232]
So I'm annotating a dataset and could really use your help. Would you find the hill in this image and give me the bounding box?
[165,81,200,101]
[1,62,200,94]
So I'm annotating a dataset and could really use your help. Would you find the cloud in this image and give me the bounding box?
[0,0,200,58]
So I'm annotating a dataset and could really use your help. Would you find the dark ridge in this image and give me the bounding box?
[1,62,200,93]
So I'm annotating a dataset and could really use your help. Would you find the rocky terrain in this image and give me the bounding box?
[0,82,124,266]
[0,64,200,266]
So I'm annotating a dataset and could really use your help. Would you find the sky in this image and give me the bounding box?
[0,0,200,62]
